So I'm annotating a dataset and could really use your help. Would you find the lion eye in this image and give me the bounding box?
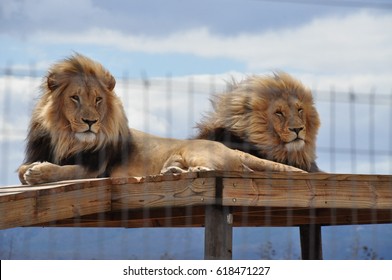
[298,108,303,115]
[71,95,80,103]
[275,110,284,117]
[96,96,103,105]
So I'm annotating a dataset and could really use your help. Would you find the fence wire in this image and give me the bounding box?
[0,67,391,259]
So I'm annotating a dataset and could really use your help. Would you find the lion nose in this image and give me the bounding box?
[82,118,98,128]
[289,127,304,135]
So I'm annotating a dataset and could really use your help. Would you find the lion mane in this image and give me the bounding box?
[18,55,304,185]
[196,73,320,172]
[18,54,132,184]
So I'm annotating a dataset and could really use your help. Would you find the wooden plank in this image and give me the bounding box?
[110,172,198,185]
[230,207,392,226]
[1,172,392,229]
[204,177,233,260]
[32,206,208,228]
[198,171,392,182]
[0,178,111,200]
[204,205,233,260]
[31,207,392,228]
[0,180,111,229]
[112,177,216,210]
[222,178,392,209]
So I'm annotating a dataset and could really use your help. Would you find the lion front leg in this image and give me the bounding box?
[238,151,307,173]
[20,162,99,185]
[22,162,69,185]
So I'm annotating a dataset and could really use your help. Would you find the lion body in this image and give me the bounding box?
[196,73,321,172]
[18,55,304,185]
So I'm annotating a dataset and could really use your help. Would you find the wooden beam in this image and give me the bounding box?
[0,179,111,229]
[31,207,392,228]
[204,177,233,260]
[204,204,233,260]
[199,171,392,182]
[222,177,392,209]
[230,207,392,227]
[111,177,216,210]
[1,172,391,229]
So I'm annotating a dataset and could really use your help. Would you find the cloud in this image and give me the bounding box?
[32,10,392,76]
[0,0,111,34]
[1,0,345,36]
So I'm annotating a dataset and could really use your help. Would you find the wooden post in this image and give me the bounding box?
[204,177,233,260]
[299,224,323,260]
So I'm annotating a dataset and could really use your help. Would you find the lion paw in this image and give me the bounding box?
[160,166,187,175]
[24,162,59,185]
[161,163,213,175]
[160,165,212,175]
[188,166,212,173]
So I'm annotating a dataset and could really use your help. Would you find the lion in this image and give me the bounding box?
[196,73,321,172]
[18,54,304,185]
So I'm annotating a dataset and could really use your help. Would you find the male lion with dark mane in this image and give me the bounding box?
[18,54,303,185]
[196,73,321,172]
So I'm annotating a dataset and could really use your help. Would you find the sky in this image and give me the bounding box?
[1,0,392,260]
[1,0,392,90]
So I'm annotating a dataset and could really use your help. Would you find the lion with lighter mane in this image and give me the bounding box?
[196,73,320,172]
[18,54,303,185]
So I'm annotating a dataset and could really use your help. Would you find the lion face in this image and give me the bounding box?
[40,55,118,147]
[268,96,307,152]
[247,74,320,169]
[60,76,107,143]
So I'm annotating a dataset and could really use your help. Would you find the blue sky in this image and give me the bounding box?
[1,0,392,260]
[1,0,392,86]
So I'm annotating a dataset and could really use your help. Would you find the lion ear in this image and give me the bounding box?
[47,73,59,92]
[107,74,116,91]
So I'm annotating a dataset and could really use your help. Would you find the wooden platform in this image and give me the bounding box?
[1,171,391,259]
[1,171,391,229]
